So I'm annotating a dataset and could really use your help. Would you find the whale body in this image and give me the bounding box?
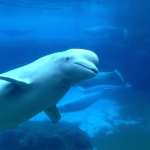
[75,70,124,90]
[83,26,128,38]
[0,49,99,131]
[58,89,107,113]
[1,29,34,37]
[82,83,131,94]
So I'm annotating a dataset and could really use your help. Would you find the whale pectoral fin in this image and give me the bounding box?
[74,85,86,91]
[44,105,61,123]
[0,76,31,87]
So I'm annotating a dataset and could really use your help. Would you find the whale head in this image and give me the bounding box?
[51,49,99,84]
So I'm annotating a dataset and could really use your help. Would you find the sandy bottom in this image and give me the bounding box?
[31,87,138,137]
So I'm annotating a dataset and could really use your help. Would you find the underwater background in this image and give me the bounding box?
[0,0,150,150]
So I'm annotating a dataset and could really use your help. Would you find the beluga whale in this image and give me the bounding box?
[0,49,99,131]
[1,29,34,38]
[75,70,124,90]
[58,89,107,113]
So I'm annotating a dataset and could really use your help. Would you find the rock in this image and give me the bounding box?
[0,120,92,150]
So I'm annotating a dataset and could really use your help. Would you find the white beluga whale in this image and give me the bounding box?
[75,70,124,90]
[82,83,131,94]
[0,49,99,131]
[83,26,128,47]
[83,26,128,38]
[1,29,34,38]
[58,89,107,113]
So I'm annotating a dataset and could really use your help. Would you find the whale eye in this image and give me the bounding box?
[65,57,70,61]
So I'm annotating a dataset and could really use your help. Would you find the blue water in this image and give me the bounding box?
[0,0,150,150]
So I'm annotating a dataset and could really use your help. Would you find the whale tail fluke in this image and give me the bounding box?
[114,69,124,83]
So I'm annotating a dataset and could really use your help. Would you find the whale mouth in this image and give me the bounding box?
[75,62,98,74]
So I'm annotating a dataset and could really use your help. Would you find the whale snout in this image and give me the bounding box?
[73,49,99,75]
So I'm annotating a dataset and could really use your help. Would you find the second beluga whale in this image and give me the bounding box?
[58,89,107,113]
[83,26,128,38]
[83,26,128,48]
[75,70,124,90]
